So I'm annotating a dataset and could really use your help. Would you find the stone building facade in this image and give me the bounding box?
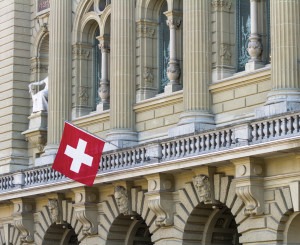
[0,0,300,244]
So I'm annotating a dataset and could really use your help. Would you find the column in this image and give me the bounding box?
[107,0,138,147]
[164,12,182,94]
[97,37,110,111]
[245,0,264,71]
[44,0,72,158]
[257,0,300,117]
[173,0,214,135]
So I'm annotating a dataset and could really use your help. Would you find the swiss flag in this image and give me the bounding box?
[52,122,105,186]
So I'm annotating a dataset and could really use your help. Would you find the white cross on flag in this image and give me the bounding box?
[52,122,105,186]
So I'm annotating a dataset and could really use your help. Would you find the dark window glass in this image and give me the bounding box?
[93,27,101,110]
[158,1,170,93]
[236,0,251,72]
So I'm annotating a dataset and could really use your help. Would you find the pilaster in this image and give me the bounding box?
[211,0,235,81]
[256,0,300,117]
[136,20,157,101]
[44,0,72,161]
[107,0,138,148]
[170,0,215,137]
[72,43,93,118]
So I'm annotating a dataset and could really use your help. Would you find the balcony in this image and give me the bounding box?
[1,111,300,200]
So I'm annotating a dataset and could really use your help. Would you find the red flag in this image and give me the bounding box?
[52,122,105,186]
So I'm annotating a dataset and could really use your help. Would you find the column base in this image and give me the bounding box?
[164,83,182,95]
[96,102,110,112]
[36,144,59,166]
[168,111,215,137]
[212,66,235,82]
[245,60,265,72]
[255,90,300,118]
[136,89,157,102]
[255,101,300,118]
[105,129,138,150]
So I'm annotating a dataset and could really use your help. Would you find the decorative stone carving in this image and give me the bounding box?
[143,67,154,87]
[114,186,130,215]
[22,111,47,153]
[29,76,48,113]
[72,45,91,59]
[193,175,212,203]
[247,36,263,61]
[232,157,264,216]
[79,86,89,105]
[146,174,175,227]
[41,23,48,33]
[73,187,98,235]
[220,44,232,66]
[166,18,181,30]
[98,82,110,103]
[167,63,181,83]
[12,199,35,244]
[48,199,59,223]
[98,43,110,54]
[137,26,155,38]
[211,0,232,11]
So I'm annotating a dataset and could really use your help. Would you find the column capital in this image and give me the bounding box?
[96,35,110,53]
[164,11,182,30]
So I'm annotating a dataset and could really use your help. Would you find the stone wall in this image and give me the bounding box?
[0,0,32,173]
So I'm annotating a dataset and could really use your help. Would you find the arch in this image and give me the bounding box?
[32,28,49,58]
[99,5,111,37]
[284,212,300,244]
[34,200,84,245]
[99,188,157,244]
[31,30,49,83]
[136,0,170,21]
[175,176,246,244]
[0,224,20,245]
[72,0,94,43]
[80,12,101,43]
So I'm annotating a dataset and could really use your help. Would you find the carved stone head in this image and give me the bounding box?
[114,186,129,215]
[193,175,211,203]
[48,199,59,223]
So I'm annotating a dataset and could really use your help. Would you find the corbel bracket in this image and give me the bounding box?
[12,198,35,244]
[145,173,175,227]
[72,187,98,236]
[232,157,264,216]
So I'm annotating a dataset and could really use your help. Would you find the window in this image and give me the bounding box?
[236,0,251,72]
[236,0,270,72]
[158,1,170,93]
[92,27,101,110]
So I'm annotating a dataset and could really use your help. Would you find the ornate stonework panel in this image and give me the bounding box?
[114,186,130,215]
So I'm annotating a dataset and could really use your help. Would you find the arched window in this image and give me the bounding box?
[158,1,170,93]
[236,0,251,72]
[92,27,101,110]
[236,0,270,72]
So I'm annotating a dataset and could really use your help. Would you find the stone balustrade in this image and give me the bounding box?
[1,111,300,192]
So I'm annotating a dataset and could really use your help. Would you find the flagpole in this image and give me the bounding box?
[64,121,120,149]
